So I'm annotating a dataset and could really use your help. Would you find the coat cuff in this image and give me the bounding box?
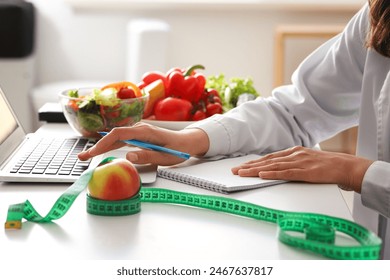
[186,114,232,157]
[361,161,390,218]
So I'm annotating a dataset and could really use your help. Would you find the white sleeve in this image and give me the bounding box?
[188,4,369,157]
[361,161,390,218]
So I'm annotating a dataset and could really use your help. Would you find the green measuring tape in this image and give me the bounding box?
[4,159,382,260]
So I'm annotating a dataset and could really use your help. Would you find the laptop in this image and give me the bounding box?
[0,87,157,184]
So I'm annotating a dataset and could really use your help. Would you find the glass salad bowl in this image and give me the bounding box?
[59,87,149,138]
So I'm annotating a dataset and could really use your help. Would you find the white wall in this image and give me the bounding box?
[30,0,361,96]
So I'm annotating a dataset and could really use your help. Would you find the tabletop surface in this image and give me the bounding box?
[0,124,353,260]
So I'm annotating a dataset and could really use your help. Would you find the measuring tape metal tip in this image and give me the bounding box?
[4,220,22,230]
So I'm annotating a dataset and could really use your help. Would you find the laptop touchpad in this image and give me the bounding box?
[133,163,158,185]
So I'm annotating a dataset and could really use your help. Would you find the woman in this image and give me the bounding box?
[79,0,390,259]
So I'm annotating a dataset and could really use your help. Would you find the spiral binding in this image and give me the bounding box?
[158,168,226,193]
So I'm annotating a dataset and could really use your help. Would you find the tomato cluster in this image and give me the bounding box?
[138,65,223,121]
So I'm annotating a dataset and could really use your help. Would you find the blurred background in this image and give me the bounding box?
[0,0,365,155]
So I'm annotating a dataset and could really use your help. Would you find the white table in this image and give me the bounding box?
[0,124,353,260]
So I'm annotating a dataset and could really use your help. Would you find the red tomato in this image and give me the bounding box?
[205,88,221,104]
[104,110,120,119]
[206,103,223,117]
[192,110,206,121]
[101,81,142,97]
[154,97,192,121]
[212,96,222,104]
[113,116,132,126]
[67,100,79,112]
[104,103,128,120]
[206,88,220,98]
[117,87,136,99]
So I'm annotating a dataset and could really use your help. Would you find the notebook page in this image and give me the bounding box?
[157,154,284,193]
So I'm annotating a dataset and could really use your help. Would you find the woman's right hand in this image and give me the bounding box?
[231,146,373,193]
[78,122,210,166]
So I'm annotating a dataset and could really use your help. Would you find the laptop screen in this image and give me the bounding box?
[0,88,26,166]
[0,90,18,145]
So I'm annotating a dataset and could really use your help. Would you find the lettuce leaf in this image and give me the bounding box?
[206,74,260,110]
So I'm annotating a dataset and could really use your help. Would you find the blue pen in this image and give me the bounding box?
[98,131,190,160]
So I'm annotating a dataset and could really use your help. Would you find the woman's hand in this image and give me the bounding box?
[231,146,374,193]
[78,122,209,166]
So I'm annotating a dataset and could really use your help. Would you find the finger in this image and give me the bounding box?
[258,169,307,181]
[78,150,91,161]
[231,151,303,174]
[248,146,303,163]
[78,141,125,160]
[126,150,185,166]
[232,147,305,172]
[235,161,302,177]
[78,134,126,159]
[78,124,157,161]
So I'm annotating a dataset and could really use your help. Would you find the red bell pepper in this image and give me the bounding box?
[141,70,168,90]
[167,64,206,103]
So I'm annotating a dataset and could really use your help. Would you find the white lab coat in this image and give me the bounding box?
[189,3,390,259]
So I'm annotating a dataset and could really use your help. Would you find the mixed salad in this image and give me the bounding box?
[63,82,148,137]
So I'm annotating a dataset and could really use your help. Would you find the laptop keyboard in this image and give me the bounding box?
[10,138,95,176]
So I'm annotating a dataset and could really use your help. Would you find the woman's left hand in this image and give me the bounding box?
[231,146,373,193]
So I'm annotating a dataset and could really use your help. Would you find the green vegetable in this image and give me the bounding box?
[93,88,120,107]
[78,99,99,112]
[120,101,144,118]
[206,74,260,110]
[68,89,79,98]
[205,74,228,97]
[77,111,104,132]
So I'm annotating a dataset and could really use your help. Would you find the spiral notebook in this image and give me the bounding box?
[157,154,285,193]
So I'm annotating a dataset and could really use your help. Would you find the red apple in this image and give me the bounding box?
[88,158,141,201]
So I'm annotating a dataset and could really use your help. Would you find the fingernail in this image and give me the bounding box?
[79,148,93,159]
[238,169,249,175]
[78,151,87,159]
